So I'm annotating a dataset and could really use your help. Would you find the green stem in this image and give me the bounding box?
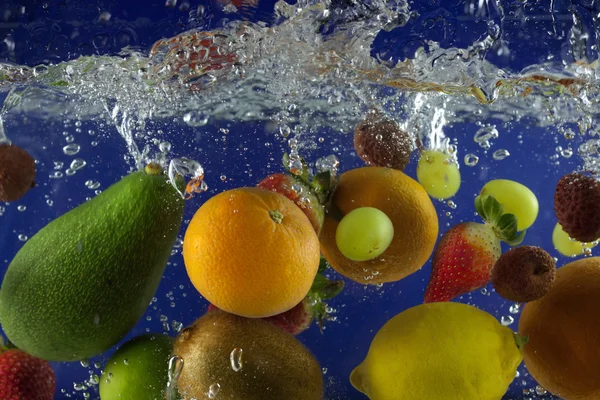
[269,210,284,224]
[144,163,163,176]
[513,333,529,352]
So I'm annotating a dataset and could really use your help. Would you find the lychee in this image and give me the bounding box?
[491,246,556,303]
[353,110,413,171]
[554,172,600,243]
[0,144,36,202]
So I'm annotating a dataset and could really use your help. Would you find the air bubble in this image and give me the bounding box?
[500,315,514,326]
[70,159,87,171]
[183,112,209,127]
[492,149,510,160]
[464,154,479,166]
[230,348,243,372]
[509,303,520,314]
[208,383,221,398]
[17,205,26,211]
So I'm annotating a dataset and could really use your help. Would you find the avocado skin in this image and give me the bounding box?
[0,170,185,361]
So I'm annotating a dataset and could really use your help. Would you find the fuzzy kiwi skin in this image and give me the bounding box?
[173,310,323,400]
[0,144,36,202]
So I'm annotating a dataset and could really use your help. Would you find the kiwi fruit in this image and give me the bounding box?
[172,309,323,400]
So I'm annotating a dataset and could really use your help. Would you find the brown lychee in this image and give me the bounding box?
[353,110,413,171]
[554,172,600,243]
[491,246,556,303]
[0,143,36,202]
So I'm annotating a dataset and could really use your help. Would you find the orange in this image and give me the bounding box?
[320,167,438,284]
[519,257,600,400]
[183,187,320,318]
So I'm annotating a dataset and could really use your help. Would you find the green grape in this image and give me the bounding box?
[336,207,394,261]
[416,150,461,200]
[552,222,598,257]
[480,179,538,231]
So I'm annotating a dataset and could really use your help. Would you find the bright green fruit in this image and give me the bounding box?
[0,165,185,361]
[416,150,461,199]
[336,207,394,261]
[552,222,598,257]
[480,179,538,231]
[100,334,173,400]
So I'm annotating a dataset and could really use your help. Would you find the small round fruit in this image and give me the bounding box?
[554,172,600,242]
[335,207,394,261]
[351,303,522,400]
[0,144,36,202]
[416,150,461,199]
[183,187,320,318]
[320,167,438,285]
[552,222,598,257]
[173,309,323,400]
[353,111,413,171]
[491,246,556,303]
[480,179,538,231]
[519,257,600,399]
[99,334,173,400]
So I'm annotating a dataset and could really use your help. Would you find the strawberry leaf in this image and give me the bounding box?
[312,171,332,203]
[476,195,504,223]
[318,257,329,274]
[505,230,526,247]
[320,280,344,300]
[513,333,529,352]
[496,213,518,238]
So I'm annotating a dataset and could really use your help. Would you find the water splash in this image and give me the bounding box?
[166,355,184,400]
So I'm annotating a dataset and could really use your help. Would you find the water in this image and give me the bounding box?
[0,0,597,398]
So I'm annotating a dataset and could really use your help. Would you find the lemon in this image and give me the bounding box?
[350,303,523,400]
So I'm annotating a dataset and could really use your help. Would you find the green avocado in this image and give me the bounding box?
[100,333,174,400]
[0,165,185,361]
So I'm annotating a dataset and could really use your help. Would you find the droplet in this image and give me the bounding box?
[166,356,184,400]
[46,199,54,206]
[17,205,26,211]
[447,200,457,209]
[85,180,101,190]
[492,149,510,160]
[535,385,547,395]
[474,126,499,144]
[160,141,172,153]
[62,143,81,156]
[80,360,90,368]
[561,147,573,158]
[230,348,243,372]
[509,303,520,314]
[183,112,209,127]
[208,383,221,398]
[464,154,479,166]
[17,234,26,242]
[501,315,514,326]
[123,359,129,365]
[65,135,75,143]
[98,11,111,22]
[70,159,87,171]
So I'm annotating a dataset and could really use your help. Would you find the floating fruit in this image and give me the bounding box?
[353,110,413,171]
[336,207,394,261]
[0,164,185,361]
[99,334,173,400]
[424,195,525,303]
[554,172,600,242]
[320,167,438,284]
[183,187,320,318]
[552,222,598,257]
[416,149,461,199]
[0,143,36,202]
[350,303,524,400]
[519,257,600,400]
[173,309,323,400]
[0,345,55,400]
[491,246,556,302]
[480,179,538,231]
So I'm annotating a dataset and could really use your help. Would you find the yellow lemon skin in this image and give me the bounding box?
[350,303,522,400]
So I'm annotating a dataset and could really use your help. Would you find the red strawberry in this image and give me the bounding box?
[208,258,344,335]
[0,344,55,400]
[424,195,526,303]
[257,153,337,235]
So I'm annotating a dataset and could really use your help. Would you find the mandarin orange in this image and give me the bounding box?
[183,187,320,318]
[519,257,600,400]
[320,167,438,284]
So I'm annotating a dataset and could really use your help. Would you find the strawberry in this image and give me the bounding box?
[0,337,55,400]
[257,153,337,235]
[208,258,344,335]
[424,195,526,303]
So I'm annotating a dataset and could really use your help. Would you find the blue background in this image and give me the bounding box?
[1,0,596,398]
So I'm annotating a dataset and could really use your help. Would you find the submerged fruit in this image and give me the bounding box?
[0,143,36,202]
[519,257,600,400]
[552,222,598,257]
[183,187,320,318]
[336,207,394,261]
[554,172,600,242]
[173,309,323,400]
[480,179,538,231]
[416,150,461,199]
[321,167,438,284]
[491,246,556,303]
[100,334,173,400]
[351,302,523,400]
[0,347,55,400]
[0,165,185,361]
[353,110,413,171]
